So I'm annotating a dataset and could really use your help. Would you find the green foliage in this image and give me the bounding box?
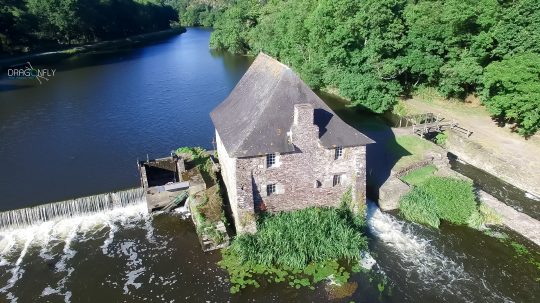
[399,177,478,228]
[1,0,178,54]
[219,251,351,293]
[175,146,215,183]
[399,189,440,228]
[229,207,367,269]
[434,131,448,145]
[219,206,369,293]
[400,165,437,186]
[481,53,540,136]
[467,203,501,229]
[171,0,227,27]
[208,0,540,135]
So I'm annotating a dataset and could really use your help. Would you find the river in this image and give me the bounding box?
[0,28,538,302]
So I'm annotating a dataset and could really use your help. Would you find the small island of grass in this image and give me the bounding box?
[219,203,369,294]
[399,176,500,229]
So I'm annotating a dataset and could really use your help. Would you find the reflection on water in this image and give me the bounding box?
[0,28,252,211]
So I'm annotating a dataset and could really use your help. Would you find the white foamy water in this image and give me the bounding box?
[0,191,149,303]
[525,192,540,201]
[367,202,512,302]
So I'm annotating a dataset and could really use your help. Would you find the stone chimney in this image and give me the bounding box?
[291,103,318,147]
[294,103,314,126]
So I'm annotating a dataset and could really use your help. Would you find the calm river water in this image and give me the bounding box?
[0,28,538,302]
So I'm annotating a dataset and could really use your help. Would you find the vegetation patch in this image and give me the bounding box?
[434,131,448,146]
[176,146,216,186]
[191,185,227,245]
[219,206,368,293]
[387,135,437,170]
[400,165,438,186]
[399,177,479,228]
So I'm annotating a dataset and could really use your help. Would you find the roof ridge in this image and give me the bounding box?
[258,52,290,70]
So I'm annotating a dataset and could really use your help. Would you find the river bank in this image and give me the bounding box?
[403,98,540,198]
[0,28,186,70]
[1,28,539,302]
[373,124,540,248]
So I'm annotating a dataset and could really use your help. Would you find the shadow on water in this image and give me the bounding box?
[317,91,410,199]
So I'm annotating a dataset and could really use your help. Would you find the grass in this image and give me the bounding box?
[387,135,437,170]
[219,206,369,293]
[400,165,438,186]
[229,207,367,269]
[399,177,478,228]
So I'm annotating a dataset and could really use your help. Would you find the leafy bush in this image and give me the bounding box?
[434,131,448,145]
[399,177,478,228]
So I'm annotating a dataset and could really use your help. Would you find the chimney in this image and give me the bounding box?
[293,103,314,126]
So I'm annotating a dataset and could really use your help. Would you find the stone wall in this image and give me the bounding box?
[217,104,368,234]
[446,130,540,197]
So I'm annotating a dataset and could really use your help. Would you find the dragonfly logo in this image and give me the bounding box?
[7,62,56,84]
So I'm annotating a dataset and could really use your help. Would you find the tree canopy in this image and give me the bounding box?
[1,0,178,55]
[206,0,540,135]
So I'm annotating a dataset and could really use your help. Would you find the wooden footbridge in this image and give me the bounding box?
[395,113,473,137]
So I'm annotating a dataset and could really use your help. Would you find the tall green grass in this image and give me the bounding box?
[219,207,369,293]
[399,177,477,228]
[229,207,367,269]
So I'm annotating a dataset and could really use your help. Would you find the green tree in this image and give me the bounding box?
[482,54,540,136]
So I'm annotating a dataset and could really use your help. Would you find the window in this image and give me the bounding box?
[266,153,276,168]
[333,174,342,187]
[267,183,276,196]
[334,147,343,160]
[315,180,322,188]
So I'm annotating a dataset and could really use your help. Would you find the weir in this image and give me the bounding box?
[0,188,145,231]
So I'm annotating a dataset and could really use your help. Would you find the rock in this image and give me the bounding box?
[378,176,410,211]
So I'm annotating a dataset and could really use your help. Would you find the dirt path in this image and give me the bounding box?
[403,98,540,195]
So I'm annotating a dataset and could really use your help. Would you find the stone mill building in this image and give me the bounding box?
[210,53,374,233]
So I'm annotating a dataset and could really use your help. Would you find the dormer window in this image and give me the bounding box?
[266,153,276,168]
[334,146,343,160]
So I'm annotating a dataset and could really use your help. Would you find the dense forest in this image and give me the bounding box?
[197,0,539,136]
[0,0,178,55]
[2,0,538,135]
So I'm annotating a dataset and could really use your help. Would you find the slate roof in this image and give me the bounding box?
[210,53,374,158]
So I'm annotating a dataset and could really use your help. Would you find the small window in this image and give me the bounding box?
[267,183,276,196]
[333,174,342,187]
[334,147,343,160]
[315,180,322,188]
[266,153,276,168]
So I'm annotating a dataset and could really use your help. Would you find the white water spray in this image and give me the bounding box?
[0,188,144,230]
[367,202,513,302]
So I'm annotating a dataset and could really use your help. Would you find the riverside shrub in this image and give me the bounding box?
[399,177,477,227]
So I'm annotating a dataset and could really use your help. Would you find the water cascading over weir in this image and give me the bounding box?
[0,188,145,230]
